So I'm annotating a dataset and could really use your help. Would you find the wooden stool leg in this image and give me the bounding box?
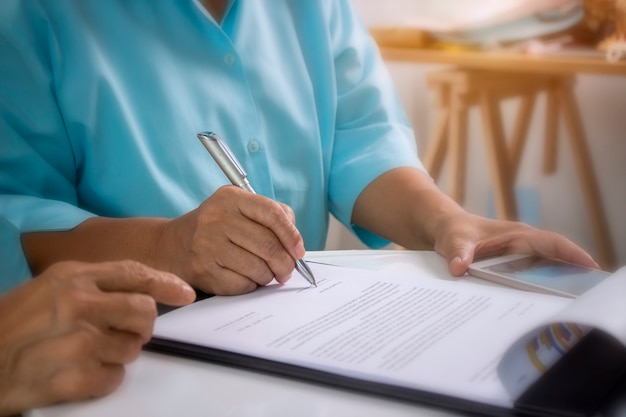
[448,91,469,205]
[509,92,536,181]
[544,83,560,175]
[558,81,616,270]
[479,91,518,220]
[423,89,450,182]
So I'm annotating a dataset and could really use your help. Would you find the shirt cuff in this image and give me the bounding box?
[328,125,425,248]
[0,216,32,293]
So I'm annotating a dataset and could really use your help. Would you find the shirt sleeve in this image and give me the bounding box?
[326,0,426,248]
[0,217,32,293]
[0,4,97,275]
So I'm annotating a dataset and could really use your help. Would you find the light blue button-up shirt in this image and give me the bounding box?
[0,0,423,290]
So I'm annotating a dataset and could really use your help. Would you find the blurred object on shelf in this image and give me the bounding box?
[601,40,626,62]
[369,27,433,49]
[577,0,617,43]
[403,0,580,32]
[429,8,582,47]
[510,35,579,55]
[582,0,626,62]
[401,0,583,47]
[617,0,626,38]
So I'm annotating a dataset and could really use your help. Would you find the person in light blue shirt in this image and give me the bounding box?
[0,0,598,295]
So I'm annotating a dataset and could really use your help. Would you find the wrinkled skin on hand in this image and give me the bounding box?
[432,212,599,276]
[156,186,306,295]
[0,260,195,416]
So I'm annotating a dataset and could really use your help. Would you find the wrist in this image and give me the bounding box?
[150,218,178,274]
[421,193,466,250]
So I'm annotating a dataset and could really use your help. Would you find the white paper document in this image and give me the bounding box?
[156,262,624,408]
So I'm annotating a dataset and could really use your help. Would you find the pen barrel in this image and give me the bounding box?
[197,132,255,193]
[295,258,316,286]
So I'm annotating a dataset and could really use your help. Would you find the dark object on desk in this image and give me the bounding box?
[515,329,626,417]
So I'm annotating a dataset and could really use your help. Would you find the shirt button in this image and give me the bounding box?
[247,140,260,153]
[223,54,236,65]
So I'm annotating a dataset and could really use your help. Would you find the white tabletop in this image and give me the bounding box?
[28,250,491,417]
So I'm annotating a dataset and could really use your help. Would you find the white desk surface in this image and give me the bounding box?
[28,250,496,417]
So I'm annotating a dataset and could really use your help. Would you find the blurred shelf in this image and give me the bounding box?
[371,28,626,76]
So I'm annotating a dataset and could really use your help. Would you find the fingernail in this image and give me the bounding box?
[180,282,195,295]
[276,271,293,284]
[450,256,465,276]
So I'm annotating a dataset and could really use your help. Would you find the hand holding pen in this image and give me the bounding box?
[151,135,313,295]
[197,131,317,287]
[155,181,311,295]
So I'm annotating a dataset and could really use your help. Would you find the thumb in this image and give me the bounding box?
[443,245,474,277]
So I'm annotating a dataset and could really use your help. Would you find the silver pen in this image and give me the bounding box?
[197,131,317,287]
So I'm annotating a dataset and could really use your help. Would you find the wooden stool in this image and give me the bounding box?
[423,69,616,270]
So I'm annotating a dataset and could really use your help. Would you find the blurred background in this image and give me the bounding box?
[325,0,626,271]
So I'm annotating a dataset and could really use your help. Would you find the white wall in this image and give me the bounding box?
[326,1,626,270]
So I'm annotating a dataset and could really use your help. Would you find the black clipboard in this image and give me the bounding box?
[146,327,626,417]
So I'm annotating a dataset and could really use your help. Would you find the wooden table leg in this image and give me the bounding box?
[448,90,469,205]
[423,85,450,182]
[509,92,536,181]
[558,80,616,270]
[479,91,518,220]
[543,82,560,175]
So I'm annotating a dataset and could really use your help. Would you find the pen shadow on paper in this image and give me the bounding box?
[240,277,330,300]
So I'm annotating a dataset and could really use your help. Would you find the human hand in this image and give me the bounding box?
[0,260,195,416]
[155,186,306,295]
[431,212,599,276]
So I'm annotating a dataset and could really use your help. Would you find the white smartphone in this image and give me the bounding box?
[468,254,611,298]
